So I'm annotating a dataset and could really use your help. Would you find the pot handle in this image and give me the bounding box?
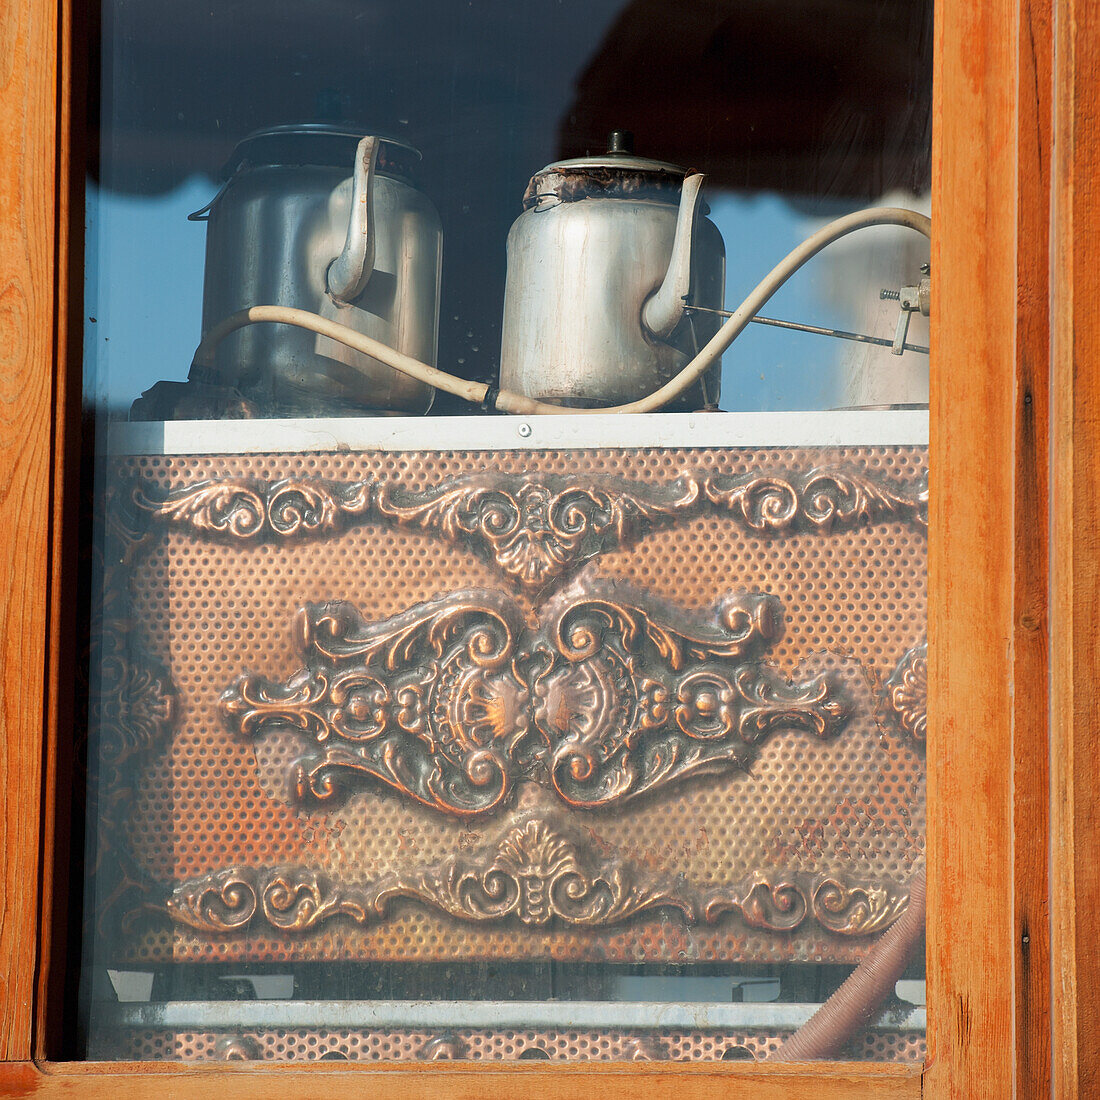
[326,135,379,303]
[187,170,239,221]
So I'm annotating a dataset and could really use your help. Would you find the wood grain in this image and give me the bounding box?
[0,0,59,1064]
[0,1060,922,1099]
[1014,0,1053,1093]
[1051,0,1100,1091]
[0,0,1083,1092]
[33,0,84,1061]
[925,0,1019,1095]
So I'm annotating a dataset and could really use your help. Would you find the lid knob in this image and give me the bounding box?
[607,130,635,155]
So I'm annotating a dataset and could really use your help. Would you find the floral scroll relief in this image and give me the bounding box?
[221,585,851,818]
[127,466,927,592]
[158,819,910,937]
[881,643,927,746]
[162,821,687,933]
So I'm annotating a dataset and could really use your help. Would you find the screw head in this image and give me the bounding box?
[517,422,532,438]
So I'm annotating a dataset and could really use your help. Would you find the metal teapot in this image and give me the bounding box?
[498,132,725,410]
[194,124,442,415]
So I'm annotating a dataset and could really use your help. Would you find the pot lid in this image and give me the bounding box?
[523,131,692,209]
[537,130,687,176]
[222,123,421,178]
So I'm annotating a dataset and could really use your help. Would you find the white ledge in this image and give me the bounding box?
[108,409,929,457]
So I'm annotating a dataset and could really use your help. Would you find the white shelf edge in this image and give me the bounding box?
[107,410,929,456]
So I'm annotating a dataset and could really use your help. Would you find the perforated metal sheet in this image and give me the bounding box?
[108,1025,926,1063]
[103,444,926,967]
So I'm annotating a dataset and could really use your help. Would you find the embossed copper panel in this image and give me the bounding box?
[106,1025,926,1064]
[95,442,926,968]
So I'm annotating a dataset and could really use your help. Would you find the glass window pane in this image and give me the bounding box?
[75,0,931,1065]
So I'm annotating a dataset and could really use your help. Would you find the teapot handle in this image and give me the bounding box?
[326,135,379,303]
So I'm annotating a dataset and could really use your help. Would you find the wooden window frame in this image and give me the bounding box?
[0,0,1095,1093]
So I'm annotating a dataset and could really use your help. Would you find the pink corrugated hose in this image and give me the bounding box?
[771,864,927,1062]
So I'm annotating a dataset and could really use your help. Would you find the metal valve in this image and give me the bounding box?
[881,264,932,355]
[685,263,931,357]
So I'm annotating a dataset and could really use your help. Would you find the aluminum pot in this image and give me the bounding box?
[194,124,442,415]
[499,132,725,410]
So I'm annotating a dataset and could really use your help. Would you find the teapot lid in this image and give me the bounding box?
[222,124,421,181]
[543,130,687,175]
[523,131,693,210]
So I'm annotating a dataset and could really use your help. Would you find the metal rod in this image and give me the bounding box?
[104,999,927,1032]
[685,306,929,356]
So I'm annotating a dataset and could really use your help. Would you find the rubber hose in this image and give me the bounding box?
[769,864,926,1062]
[190,207,931,416]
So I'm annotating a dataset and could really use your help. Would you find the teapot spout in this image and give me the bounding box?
[642,172,706,340]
